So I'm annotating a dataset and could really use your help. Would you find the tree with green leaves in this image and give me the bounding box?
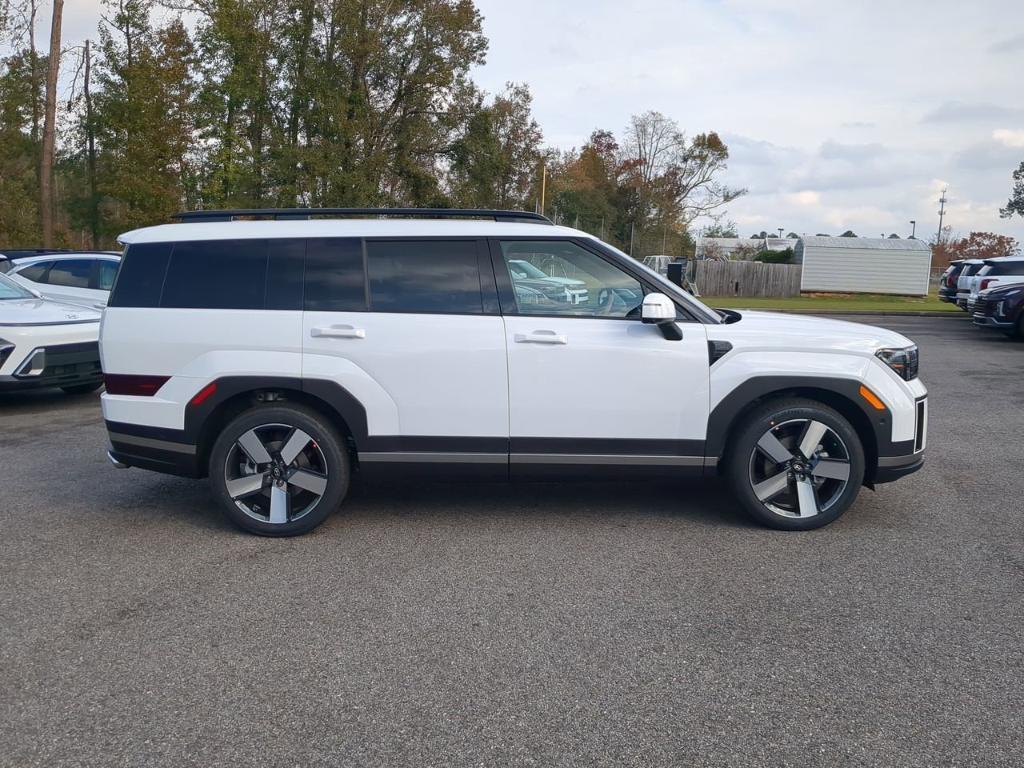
[448,82,542,209]
[79,0,197,238]
[1001,161,1024,219]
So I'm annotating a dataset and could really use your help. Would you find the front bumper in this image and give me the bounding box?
[0,341,102,391]
[972,314,1015,330]
[874,454,925,483]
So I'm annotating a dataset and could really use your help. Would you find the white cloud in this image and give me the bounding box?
[993,129,1024,148]
[786,191,821,207]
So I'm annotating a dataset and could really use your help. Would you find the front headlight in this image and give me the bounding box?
[875,345,919,381]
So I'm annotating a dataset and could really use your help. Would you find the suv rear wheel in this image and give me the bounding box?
[725,398,865,530]
[209,404,350,536]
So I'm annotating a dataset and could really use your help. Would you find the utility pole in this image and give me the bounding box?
[39,0,64,247]
[936,188,947,244]
[629,223,635,257]
[84,39,98,248]
[538,163,547,217]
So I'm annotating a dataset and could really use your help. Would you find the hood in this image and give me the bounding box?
[713,310,914,354]
[0,297,102,326]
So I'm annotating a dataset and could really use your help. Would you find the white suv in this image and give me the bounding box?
[100,208,927,536]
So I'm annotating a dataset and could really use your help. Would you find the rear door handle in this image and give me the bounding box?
[311,325,366,339]
[514,330,567,345]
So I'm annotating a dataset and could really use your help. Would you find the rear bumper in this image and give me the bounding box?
[106,421,202,478]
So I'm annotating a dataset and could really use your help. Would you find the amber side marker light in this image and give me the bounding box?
[859,385,886,411]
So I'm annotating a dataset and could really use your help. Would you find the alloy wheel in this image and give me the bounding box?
[747,418,852,519]
[223,423,328,525]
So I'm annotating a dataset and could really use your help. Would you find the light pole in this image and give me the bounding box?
[909,219,916,239]
[777,228,784,238]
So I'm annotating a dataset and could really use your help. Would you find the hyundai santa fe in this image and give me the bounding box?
[100,208,927,536]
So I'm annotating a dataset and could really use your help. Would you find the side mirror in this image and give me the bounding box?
[641,292,683,341]
[641,293,675,324]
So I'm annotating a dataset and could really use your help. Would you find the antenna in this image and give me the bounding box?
[936,188,948,243]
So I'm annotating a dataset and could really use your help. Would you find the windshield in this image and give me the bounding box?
[596,240,722,323]
[0,272,34,300]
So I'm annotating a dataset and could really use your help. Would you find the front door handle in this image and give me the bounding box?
[514,330,567,345]
[311,325,366,339]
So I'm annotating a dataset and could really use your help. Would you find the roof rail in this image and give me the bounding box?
[172,208,552,224]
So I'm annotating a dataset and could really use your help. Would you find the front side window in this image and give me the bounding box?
[501,240,644,318]
[46,259,93,288]
[367,240,482,314]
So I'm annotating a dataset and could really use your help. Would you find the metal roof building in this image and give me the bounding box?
[794,236,932,296]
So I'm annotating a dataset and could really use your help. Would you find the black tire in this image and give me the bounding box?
[209,404,349,536]
[61,381,103,395]
[725,398,865,531]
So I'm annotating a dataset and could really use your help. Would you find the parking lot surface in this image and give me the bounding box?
[1,315,1022,767]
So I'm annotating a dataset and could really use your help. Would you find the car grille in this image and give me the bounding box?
[14,341,101,380]
[973,298,997,317]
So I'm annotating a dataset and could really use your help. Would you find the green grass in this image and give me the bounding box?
[705,292,959,313]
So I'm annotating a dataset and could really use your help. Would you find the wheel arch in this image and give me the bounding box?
[186,376,368,477]
[708,377,884,484]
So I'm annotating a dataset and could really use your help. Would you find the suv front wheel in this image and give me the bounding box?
[209,404,350,536]
[726,398,865,530]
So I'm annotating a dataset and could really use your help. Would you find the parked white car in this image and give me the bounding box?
[954,259,986,311]
[0,272,103,394]
[966,256,1024,311]
[5,251,121,309]
[100,208,927,536]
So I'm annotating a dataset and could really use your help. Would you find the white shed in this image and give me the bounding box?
[795,236,932,296]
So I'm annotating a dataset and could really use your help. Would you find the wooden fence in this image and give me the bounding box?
[693,260,802,298]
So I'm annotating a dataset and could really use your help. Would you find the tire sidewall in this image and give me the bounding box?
[727,399,866,531]
[209,405,349,536]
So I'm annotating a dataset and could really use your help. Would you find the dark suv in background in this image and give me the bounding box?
[972,283,1024,338]
[938,260,965,303]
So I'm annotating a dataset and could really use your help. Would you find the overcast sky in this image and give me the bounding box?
[58,0,1024,240]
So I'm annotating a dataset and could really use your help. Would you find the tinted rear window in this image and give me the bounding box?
[108,244,171,308]
[366,240,482,314]
[16,262,50,282]
[161,240,268,309]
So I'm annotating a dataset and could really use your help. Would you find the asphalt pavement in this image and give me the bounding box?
[1,315,1022,767]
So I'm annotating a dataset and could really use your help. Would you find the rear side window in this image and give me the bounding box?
[161,240,268,309]
[366,240,482,314]
[108,244,171,308]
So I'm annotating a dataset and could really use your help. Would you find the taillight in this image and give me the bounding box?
[103,374,170,396]
[980,278,996,291]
